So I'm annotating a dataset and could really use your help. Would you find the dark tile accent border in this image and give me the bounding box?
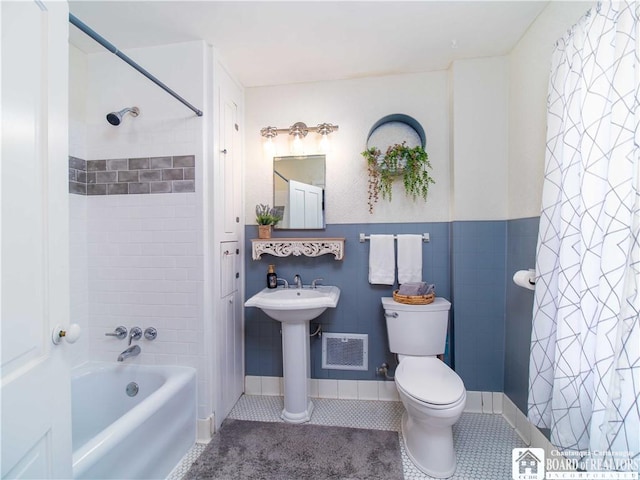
[69,156,87,195]
[69,155,196,195]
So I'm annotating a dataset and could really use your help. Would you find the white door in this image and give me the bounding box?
[213,62,244,428]
[288,180,323,228]
[218,242,242,421]
[221,96,239,236]
[1,2,72,478]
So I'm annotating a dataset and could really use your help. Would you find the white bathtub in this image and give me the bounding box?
[71,361,196,479]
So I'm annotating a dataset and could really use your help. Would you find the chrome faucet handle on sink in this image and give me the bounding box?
[105,326,127,340]
[311,278,324,288]
[276,277,289,289]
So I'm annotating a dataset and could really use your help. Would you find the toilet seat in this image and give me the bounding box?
[395,357,465,406]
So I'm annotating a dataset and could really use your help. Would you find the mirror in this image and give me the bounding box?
[273,154,325,229]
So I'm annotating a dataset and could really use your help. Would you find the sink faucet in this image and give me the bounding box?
[294,274,303,289]
[118,345,141,362]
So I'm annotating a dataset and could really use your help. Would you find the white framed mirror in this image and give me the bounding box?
[273,154,325,229]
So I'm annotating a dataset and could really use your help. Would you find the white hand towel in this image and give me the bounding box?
[397,234,422,284]
[368,234,395,285]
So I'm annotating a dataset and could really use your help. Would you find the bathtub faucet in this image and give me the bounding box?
[117,345,141,362]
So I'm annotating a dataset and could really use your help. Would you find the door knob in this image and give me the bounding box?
[52,323,81,345]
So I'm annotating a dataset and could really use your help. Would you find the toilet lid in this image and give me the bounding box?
[395,357,465,405]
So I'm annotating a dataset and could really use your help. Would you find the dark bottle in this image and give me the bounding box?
[267,264,277,289]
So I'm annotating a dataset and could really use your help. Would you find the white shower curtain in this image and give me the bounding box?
[528,1,639,472]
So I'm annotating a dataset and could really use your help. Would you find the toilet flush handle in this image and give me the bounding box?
[384,312,398,318]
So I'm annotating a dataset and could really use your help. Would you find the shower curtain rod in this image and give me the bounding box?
[69,13,203,117]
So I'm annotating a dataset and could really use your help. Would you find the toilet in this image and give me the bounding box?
[382,296,466,478]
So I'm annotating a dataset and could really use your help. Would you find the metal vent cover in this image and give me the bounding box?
[322,333,368,371]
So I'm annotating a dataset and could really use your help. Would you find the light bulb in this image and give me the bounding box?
[263,136,274,154]
[319,134,331,153]
[292,135,304,155]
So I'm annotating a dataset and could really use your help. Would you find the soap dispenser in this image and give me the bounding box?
[267,264,277,289]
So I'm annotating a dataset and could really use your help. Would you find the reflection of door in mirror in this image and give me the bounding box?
[273,155,325,229]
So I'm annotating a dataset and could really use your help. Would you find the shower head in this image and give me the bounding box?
[106,106,139,126]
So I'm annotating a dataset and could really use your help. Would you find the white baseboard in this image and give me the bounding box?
[500,394,568,468]
[246,376,503,415]
[196,414,215,443]
[244,375,401,401]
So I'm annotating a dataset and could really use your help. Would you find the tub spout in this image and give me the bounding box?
[117,345,141,362]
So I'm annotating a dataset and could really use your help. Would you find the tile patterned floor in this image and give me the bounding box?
[170,395,525,479]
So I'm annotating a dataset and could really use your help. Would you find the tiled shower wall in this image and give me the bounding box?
[68,152,208,418]
[83,191,206,417]
[69,155,195,195]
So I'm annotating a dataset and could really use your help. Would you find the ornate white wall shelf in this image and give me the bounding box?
[251,238,345,260]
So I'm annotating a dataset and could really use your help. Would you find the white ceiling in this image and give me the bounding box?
[68,1,550,88]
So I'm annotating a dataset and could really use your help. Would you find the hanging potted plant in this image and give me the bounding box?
[362,142,435,213]
[255,204,281,239]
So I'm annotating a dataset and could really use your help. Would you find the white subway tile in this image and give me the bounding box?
[337,380,358,400]
[464,391,483,413]
[165,268,188,281]
[515,407,532,446]
[482,391,493,414]
[308,378,319,398]
[245,376,262,396]
[261,377,282,396]
[357,380,379,400]
[317,379,338,399]
[492,392,503,414]
[378,381,399,401]
[502,394,517,429]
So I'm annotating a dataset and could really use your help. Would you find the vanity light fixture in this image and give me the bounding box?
[261,126,278,153]
[260,122,339,154]
[317,123,336,152]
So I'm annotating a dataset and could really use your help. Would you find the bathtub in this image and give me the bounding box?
[71,361,196,479]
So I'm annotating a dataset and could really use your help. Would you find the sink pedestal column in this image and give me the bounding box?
[280,321,313,423]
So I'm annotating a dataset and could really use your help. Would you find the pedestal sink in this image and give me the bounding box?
[245,286,340,423]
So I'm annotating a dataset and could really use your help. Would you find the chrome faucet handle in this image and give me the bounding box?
[276,277,289,288]
[128,326,143,345]
[105,326,127,340]
[144,327,157,340]
[311,278,324,288]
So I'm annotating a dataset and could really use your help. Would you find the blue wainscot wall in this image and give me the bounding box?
[244,218,539,400]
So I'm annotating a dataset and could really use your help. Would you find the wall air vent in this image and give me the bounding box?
[322,333,368,371]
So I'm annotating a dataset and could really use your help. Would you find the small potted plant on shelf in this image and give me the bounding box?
[255,203,281,239]
[362,142,435,213]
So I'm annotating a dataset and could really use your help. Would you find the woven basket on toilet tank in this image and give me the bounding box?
[392,290,435,305]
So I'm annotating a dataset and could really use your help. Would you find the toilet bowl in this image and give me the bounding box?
[381,297,466,478]
[394,356,466,478]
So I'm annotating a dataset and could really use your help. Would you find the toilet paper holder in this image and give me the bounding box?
[513,269,536,290]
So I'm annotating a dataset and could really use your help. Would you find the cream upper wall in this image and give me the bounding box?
[245,72,451,224]
[508,1,595,219]
[245,1,595,224]
[451,56,509,221]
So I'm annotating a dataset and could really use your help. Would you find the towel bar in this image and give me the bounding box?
[359,233,430,243]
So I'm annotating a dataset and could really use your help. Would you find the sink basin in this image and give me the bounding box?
[245,286,340,323]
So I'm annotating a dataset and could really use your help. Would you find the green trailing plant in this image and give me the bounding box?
[362,142,435,213]
[255,204,281,226]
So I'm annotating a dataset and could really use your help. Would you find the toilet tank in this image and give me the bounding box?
[381,297,451,356]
